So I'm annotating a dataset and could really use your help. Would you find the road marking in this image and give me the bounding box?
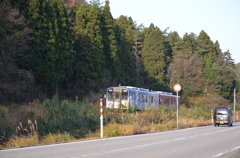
[69,139,173,158]
[70,126,240,158]
[212,146,240,158]
[213,153,224,157]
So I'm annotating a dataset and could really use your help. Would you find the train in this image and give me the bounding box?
[106,86,180,110]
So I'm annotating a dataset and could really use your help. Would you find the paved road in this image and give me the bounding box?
[219,148,240,158]
[1,122,240,158]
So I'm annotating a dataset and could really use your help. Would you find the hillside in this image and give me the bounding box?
[0,0,238,104]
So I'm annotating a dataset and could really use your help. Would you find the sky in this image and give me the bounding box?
[95,0,240,63]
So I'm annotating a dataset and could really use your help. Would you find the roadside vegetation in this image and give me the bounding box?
[1,94,239,149]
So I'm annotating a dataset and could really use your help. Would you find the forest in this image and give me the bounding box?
[1,0,239,104]
[0,0,240,146]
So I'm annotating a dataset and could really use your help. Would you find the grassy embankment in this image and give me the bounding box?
[0,95,239,149]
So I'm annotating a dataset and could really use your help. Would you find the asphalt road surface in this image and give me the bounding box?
[1,122,240,158]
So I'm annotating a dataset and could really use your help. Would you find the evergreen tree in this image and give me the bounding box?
[133,24,145,85]
[165,31,182,58]
[215,50,236,98]
[197,30,218,94]
[86,1,104,89]
[114,15,136,85]
[28,0,50,88]
[102,0,117,81]
[72,4,96,94]
[141,24,166,83]
[28,0,73,94]
[182,33,197,58]
[50,0,74,91]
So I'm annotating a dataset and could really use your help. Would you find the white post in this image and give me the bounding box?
[211,109,213,124]
[234,88,236,121]
[176,91,179,129]
[100,99,103,138]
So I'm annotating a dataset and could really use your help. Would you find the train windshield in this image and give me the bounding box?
[107,89,114,101]
[107,92,120,101]
[107,88,128,101]
[122,89,128,100]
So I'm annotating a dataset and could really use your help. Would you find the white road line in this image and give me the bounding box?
[212,145,240,158]
[70,127,240,158]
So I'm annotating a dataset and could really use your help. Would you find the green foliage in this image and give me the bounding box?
[86,2,105,83]
[37,95,99,137]
[142,24,166,82]
[102,0,117,80]
[27,0,74,93]
[179,105,211,120]
[0,95,100,145]
[1,0,238,105]
[0,108,12,138]
[167,33,204,100]
[114,15,136,85]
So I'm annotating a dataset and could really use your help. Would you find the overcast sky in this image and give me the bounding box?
[94,0,240,63]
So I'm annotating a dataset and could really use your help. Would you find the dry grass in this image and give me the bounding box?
[96,117,213,138]
[6,135,39,148]
[4,120,76,148]
[5,120,39,148]
[41,132,76,145]
[104,123,134,137]
[179,118,212,129]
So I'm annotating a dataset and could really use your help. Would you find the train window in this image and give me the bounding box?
[107,89,113,101]
[122,89,128,100]
[166,98,169,105]
[115,93,120,100]
[140,95,143,102]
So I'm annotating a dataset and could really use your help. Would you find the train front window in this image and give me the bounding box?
[107,89,113,101]
[122,89,128,100]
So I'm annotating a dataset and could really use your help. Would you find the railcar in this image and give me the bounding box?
[156,91,180,109]
[106,86,179,110]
